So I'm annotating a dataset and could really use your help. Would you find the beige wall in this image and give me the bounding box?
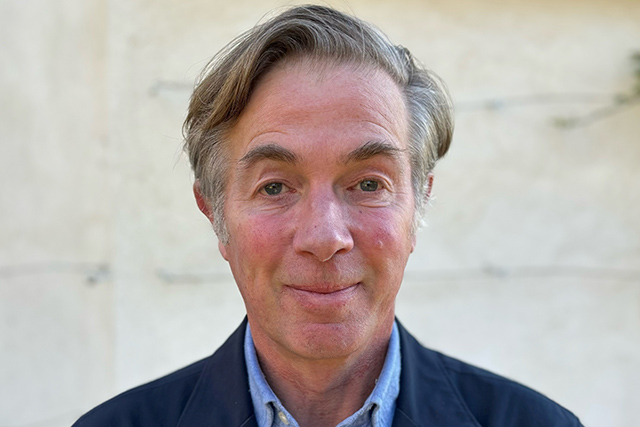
[1,0,639,426]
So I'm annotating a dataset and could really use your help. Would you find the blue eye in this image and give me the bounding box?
[263,182,284,195]
[359,180,379,192]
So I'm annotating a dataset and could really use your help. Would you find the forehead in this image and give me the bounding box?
[226,59,410,158]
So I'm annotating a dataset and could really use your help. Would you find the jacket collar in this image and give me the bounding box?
[177,318,477,427]
[177,317,257,427]
[393,320,479,427]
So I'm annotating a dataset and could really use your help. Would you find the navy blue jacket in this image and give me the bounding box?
[73,319,583,426]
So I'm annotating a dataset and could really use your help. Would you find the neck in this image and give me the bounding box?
[252,326,392,427]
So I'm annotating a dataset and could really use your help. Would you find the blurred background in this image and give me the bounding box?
[1,0,639,426]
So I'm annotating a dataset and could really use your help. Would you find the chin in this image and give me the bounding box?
[283,319,376,360]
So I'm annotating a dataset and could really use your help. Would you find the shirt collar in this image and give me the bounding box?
[244,322,401,427]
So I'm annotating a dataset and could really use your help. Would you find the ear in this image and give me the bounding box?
[425,172,434,202]
[410,172,434,253]
[218,240,229,261]
[194,180,231,261]
[193,179,214,222]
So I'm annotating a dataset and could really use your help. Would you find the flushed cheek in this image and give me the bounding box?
[358,208,413,247]
[232,212,291,261]
[224,218,285,316]
[357,213,414,281]
[226,215,293,305]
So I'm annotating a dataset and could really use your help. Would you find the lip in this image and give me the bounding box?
[287,283,359,294]
[284,283,361,309]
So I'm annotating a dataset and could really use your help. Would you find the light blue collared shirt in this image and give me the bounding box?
[244,322,401,427]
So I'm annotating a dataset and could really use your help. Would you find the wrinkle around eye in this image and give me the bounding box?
[350,175,393,193]
[346,179,395,208]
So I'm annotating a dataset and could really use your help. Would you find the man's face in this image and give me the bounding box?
[217,60,416,362]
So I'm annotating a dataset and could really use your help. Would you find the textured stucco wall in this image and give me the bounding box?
[1,0,639,426]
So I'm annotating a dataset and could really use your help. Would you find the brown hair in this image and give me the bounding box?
[184,5,453,242]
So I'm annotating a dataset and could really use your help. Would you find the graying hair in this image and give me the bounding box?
[183,5,453,243]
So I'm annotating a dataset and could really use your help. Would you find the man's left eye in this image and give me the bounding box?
[359,180,379,192]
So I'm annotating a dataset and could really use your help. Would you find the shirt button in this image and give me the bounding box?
[278,411,290,425]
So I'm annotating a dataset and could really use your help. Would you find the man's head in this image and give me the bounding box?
[184,5,453,243]
[184,5,453,365]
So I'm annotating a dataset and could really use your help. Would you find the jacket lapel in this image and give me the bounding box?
[392,321,480,427]
[177,318,258,427]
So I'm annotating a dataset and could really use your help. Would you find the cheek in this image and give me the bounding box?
[360,208,413,248]
[228,213,290,269]
[357,210,414,273]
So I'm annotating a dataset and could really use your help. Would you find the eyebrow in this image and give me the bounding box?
[237,139,403,170]
[238,143,299,169]
[342,140,404,164]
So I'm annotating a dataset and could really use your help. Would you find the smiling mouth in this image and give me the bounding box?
[284,283,361,309]
[287,283,360,294]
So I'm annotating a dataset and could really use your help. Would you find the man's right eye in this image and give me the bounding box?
[261,182,286,195]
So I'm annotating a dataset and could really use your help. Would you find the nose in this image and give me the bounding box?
[292,189,354,262]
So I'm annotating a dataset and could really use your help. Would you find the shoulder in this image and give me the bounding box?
[436,352,582,426]
[72,358,208,427]
[396,322,583,427]
[72,319,253,427]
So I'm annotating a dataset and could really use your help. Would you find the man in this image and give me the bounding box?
[74,5,583,427]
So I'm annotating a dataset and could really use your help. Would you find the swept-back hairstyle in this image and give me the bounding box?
[184,5,453,242]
